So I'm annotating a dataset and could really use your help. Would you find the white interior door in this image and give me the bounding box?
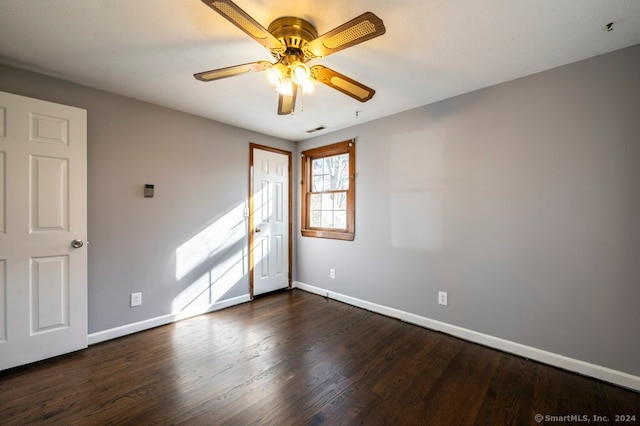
[0,91,87,371]
[251,146,290,296]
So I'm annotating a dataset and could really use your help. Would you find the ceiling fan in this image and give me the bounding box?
[194,0,386,115]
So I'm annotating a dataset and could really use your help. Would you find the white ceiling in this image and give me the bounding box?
[1,1,639,141]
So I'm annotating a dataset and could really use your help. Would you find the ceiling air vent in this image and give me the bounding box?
[306,125,327,133]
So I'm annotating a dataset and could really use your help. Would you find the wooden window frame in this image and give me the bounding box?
[301,140,355,241]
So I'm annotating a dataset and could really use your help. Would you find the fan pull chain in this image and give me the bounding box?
[299,86,304,113]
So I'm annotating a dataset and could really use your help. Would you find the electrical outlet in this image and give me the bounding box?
[438,291,448,306]
[329,269,336,279]
[131,292,142,307]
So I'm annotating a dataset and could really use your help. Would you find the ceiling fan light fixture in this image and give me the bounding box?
[290,61,311,85]
[265,63,287,88]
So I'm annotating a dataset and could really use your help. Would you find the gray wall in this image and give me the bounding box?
[0,64,294,333]
[296,44,640,377]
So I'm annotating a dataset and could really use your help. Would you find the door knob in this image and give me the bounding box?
[71,239,84,248]
[255,227,261,233]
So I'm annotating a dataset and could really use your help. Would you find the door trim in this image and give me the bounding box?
[249,143,292,299]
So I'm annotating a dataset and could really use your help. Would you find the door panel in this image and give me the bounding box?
[30,113,69,145]
[0,151,5,233]
[258,235,269,278]
[30,255,69,333]
[250,145,291,296]
[30,155,69,232]
[0,107,6,137]
[275,181,283,222]
[0,91,87,371]
[275,234,283,275]
[260,179,269,222]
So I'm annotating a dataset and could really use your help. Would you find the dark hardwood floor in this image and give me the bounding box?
[1,290,638,425]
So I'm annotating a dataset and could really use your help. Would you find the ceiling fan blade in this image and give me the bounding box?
[277,86,298,115]
[194,61,272,81]
[304,12,385,59]
[310,65,375,102]
[201,0,284,52]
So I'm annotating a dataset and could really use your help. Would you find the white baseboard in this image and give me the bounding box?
[293,281,640,392]
[88,294,251,345]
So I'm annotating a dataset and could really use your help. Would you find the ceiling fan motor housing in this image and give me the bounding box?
[268,16,318,61]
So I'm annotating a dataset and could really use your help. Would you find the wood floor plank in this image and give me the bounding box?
[0,290,638,425]
[473,353,537,425]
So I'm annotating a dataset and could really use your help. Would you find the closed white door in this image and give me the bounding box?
[251,146,290,296]
[0,91,87,371]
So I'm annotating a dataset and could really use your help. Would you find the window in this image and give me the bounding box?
[301,140,355,241]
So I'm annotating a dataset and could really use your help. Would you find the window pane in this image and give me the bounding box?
[321,193,333,210]
[323,174,333,191]
[310,194,322,210]
[335,192,347,210]
[321,211,334,228]
[322,156,330,175]
[310,210,322,227]
[336,177,349,191]
[336,154,350,190]
[312,158,324,175]
[312,175,324,192]
[334,211,346,229]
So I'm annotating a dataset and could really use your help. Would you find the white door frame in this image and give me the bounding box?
[248,143,292,298]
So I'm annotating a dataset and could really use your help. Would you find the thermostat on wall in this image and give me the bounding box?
[144,184,154,198]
